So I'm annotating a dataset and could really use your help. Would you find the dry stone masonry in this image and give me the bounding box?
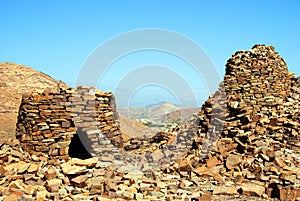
[170,45,300,200]
[16,86,123,159]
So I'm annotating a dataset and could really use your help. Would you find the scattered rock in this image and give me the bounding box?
[71,174,88,188]
[241,182,266,197]
[213,186,238,195]
[226,154,241,170]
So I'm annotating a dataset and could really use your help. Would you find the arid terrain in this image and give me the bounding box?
[0,45,300,201]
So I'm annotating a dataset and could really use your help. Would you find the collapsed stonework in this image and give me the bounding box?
[16,86,123,159]
[170,45,300,200]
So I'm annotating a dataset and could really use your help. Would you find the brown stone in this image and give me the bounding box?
[213,186,238,195]
[193,166,209,176]
[2,45,300,201]
[16,86,123,159]
[104,169,115,179]
[89,177,105,194]
[241,182,265,197]
[61,121,71,128]
[44,166,57,180]
[150,149,164,162]
[206,156,221,168]
[8,188,24,199]
[10,150,23,159]
[36,188,48,201]
[71,157,98,168]
[226,154,241,170]
[199,192,212,201]
[17,162,31,173]
[105,180,117,192]
[27,163,39,173]
[3,194,19,201]
[46,178,62,192]
[61,163,87,175]
[279,187,300,201]
[178,159,192,172]
[71,174,88,188]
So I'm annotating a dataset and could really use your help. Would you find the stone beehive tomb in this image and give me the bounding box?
[171,45,300,200]
[16,86,123,160]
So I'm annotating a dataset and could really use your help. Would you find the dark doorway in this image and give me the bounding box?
[69,133,92,159]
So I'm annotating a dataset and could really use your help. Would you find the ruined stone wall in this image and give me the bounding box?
[221,45,299,147]
[224,44,291,113]
[173,45,300,200]
[16,86,123,159]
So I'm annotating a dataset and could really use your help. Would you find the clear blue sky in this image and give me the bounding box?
[1,1,299,106]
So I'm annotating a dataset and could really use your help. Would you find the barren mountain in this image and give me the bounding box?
[0,62,68,142]
[164,107,199,122]
[118,102,198,123]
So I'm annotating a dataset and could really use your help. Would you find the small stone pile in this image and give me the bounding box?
[16,86,123,159]
[170,45,300,200]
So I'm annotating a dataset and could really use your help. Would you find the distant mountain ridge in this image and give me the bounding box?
[118,102,198,125]
[145,101,179,108]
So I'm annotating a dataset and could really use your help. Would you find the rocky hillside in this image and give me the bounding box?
[0,62,68,142]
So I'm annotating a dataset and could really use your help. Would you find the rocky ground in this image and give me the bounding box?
[0,139,273,201]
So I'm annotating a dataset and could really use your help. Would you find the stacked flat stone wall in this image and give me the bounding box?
[16,86,123,159]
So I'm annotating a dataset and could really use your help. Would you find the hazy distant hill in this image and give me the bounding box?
[0,62,68,142]
[119,102,179,120]
[165,107,199,122]
[118,102,198,125]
